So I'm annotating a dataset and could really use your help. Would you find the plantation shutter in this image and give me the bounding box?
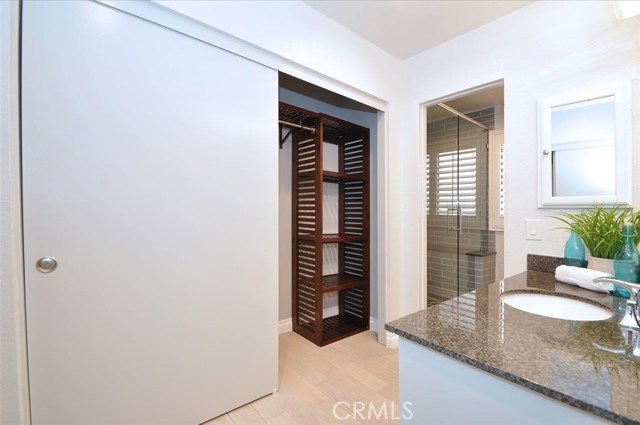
[499,144,504,218]
[425,154,430,215]
[437,148,477,216]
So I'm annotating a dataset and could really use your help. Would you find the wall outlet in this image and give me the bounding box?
[526,219,542,241]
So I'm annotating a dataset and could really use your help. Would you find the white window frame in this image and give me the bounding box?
[537,81,632,207]
[489,130,504,231]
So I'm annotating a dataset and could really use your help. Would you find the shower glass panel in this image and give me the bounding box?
[426,104,494,307]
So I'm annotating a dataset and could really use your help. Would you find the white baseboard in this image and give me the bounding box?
[369,316,378,333]
[278,318,292,334]
[279,310,378,336]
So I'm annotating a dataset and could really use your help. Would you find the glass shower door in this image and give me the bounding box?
[426,104,492,306]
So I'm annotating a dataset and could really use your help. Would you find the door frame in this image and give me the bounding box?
[419,80,504,310]
[1,1,31,424]
[3,2,394,423]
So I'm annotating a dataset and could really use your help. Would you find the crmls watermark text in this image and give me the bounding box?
[333,401,413,421]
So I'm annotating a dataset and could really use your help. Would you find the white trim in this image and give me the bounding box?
[419,104,428,310]
[1,1,30,424]
[369,316,378,333]
[378,110,390,344]
[489,130,505,231]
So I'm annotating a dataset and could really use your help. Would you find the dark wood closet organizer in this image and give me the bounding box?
[280,102,370,347]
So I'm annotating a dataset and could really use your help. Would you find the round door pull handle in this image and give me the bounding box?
[36,257,58,273]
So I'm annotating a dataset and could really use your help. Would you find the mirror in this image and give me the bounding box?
[538,82,631,207]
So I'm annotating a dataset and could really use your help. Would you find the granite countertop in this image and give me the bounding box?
[386,271,640,425]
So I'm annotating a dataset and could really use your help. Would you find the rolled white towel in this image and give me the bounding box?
[554,265,613,293]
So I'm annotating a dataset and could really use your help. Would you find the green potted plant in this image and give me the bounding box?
[553,204,640,273]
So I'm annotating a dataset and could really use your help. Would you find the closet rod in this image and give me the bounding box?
[279,120,316,133]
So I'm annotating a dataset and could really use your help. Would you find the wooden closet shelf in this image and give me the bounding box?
[297,171,366,182]
[322,171,366,182]
[321,274,368,293]
[279,104,316,128]
[322,116,367,142]
[322,314,368,345]
[298,234,367,243]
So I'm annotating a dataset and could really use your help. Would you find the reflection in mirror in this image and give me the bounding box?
[551,96,615,197]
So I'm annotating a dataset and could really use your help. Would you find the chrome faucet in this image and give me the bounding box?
[592,277,640,329]
[592,277,640,358]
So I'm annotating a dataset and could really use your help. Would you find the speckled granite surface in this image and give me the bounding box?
[386,271,640,425]
[527,253,565,273]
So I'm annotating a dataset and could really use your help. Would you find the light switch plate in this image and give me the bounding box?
[526,219,542,240]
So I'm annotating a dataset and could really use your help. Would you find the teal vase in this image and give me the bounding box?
[564,231,586,268]
[614,223,640,283]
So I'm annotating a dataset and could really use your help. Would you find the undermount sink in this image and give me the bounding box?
[500,292,613,321]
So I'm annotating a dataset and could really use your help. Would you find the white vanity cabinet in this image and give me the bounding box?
[399,338,609,425]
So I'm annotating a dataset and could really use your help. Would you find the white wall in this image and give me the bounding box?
[155,0,400,103]
[400,0,640,314]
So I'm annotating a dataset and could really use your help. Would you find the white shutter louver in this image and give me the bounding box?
[499,144,504,218]
[437,148,477,216]
[426,154,430,215]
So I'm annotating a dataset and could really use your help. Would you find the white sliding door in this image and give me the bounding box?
[22,1,278,424]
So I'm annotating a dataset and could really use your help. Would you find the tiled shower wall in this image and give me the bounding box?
[427,107,496,301]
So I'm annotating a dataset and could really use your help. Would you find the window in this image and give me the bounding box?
[436,148,477,216]
[489,130,504,230]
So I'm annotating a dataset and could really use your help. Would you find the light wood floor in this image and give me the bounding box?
[207,331,399,425]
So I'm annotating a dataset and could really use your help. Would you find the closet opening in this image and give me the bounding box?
[277,73,380,346]
[423,83,505,308]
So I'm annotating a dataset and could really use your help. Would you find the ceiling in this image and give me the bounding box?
[304,0,533,60]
